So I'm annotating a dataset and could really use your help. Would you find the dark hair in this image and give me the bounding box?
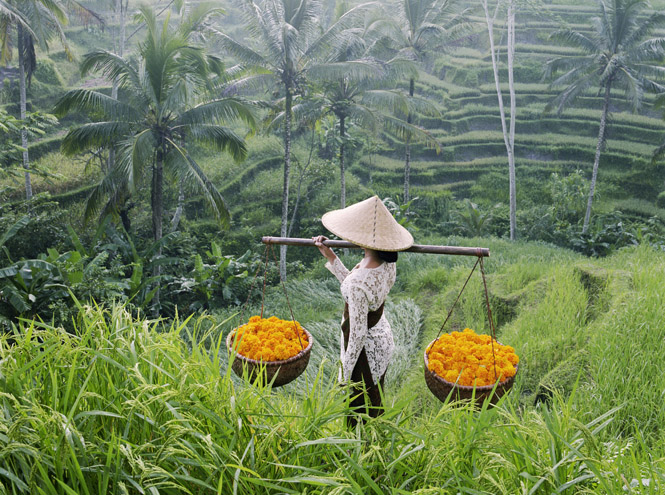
[377,250,398,263]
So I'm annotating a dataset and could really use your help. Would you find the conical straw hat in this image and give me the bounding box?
[321,196,414,252]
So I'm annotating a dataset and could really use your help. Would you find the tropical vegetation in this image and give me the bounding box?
[1,0,665,492]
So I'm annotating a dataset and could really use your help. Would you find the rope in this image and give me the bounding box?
[427,257,480,357]
[479,257,498,380]
[239,244,270,326]
[260,245,270,318]
[269,245,305,351]
[427,254,500,382]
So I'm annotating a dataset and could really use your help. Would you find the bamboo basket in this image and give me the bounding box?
[226,328,313,387]
[423,341,518,405]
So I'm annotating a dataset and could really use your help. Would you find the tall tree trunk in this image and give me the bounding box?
[109,0,126,173]
[507,0,517,240]
[583,84,611,233]
[171,179,185,232]
[339,114,346,209]
[152,143,164,314]
[482,0,517,240]
[404,77,415,204]
[18,25,32,202]
[288,127,316,238]
[280,88,292,281]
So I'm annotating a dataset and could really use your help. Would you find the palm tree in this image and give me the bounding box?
[0,0,100,201]
[213,0,371,280]
[386,0,467,204]
[310,69,441,209]
[0,0,69,201]
[307,9,440,209]
[54,5,256,310]
[545,0,665,233]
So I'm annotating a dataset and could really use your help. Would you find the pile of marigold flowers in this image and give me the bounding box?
[231,315,309,362]
[426,328,519,387]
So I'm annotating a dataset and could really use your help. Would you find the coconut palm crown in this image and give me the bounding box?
[54,5,256,241]
[545,0,665,232]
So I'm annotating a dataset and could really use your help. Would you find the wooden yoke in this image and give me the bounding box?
[261,236,490,257]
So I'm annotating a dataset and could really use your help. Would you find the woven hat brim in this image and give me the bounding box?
[321,196,414,252]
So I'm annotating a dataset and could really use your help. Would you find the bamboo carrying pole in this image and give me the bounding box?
[262,237,490,257]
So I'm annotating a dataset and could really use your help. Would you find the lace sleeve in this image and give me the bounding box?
[341,284,369,382]
[325,257,350,283]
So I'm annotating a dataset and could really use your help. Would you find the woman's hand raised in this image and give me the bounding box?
[313,235,336,263]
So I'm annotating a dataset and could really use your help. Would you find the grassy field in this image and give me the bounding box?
[2,239,665,493]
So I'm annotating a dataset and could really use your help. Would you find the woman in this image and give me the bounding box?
[313,196,413,427]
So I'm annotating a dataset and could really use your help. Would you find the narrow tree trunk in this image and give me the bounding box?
[280,89,292,281]
[171,179,185,232]
[152,144,164,315]
[404,77,415,204]
[109,0,126,173]
[288,127,316,238]
[583,84,611,234]
[17,25,32,202]
[339,115,346,209]
[507,0,517,240]
[483,0,517,240]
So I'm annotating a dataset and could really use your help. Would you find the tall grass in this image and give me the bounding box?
[2,242,665,494]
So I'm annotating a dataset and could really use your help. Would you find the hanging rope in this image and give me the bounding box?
[237,244,305,351]
[479,256,498,380]
[427,257,480,356]
[239,244,270,325]
[427,254,500,381]
[268,244,305,351]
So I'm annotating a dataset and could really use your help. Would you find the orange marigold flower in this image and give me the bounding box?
[427,328,518,387]
[231,316,309,362]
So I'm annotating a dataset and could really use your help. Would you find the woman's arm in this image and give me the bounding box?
[341,285,370,382]
[314,235,349,282]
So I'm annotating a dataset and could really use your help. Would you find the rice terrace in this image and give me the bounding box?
[1,0,665,492]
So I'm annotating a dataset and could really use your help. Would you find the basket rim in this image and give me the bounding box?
[423,337,518,392]
[226,327,313,367]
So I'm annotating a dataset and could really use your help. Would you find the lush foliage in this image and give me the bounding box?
[2,240,665,493]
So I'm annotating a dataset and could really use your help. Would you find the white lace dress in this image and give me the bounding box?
[325,257,396,384]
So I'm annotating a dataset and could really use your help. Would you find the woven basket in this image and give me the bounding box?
[423,341,517,405]
[226,328,313,387]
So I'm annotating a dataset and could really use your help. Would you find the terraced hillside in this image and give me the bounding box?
[5,0,665,247]
[349,0,665,219]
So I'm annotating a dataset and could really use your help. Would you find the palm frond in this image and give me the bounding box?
[549,29,600,54]
[547,71,597,114]
[652,139,665,165]
[80,50,142,89]
[210,27,269,68]
[265,98,318,131]
[52,89,141,120]
[181,124,247,162]
[360,89,410,116]
[222,72,277,96]
[164,140,230,228]
[305,2,374,61]
[382,114,441,152]
[308,59,385,84]
[177,98,257,129]
[60,122,133,155]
